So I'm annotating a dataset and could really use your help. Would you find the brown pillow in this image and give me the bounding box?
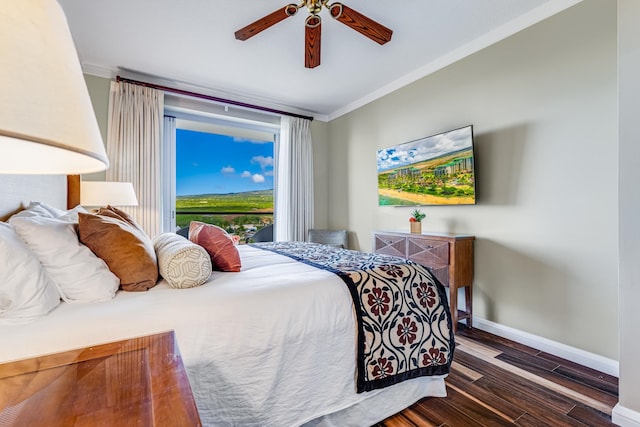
[189,221,241,272]
[78,212,158,291]
[96,206,145,233]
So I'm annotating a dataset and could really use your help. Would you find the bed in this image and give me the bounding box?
[0,175,454,426]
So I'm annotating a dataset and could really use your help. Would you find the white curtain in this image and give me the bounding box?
[275,116,314,241]
[106,81,164,238]
[161,116,177,233]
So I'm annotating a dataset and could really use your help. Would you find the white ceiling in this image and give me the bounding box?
[58,0,582,121]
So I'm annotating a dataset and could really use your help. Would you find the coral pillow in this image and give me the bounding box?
[78,212,158,291]
[189,221,241,272]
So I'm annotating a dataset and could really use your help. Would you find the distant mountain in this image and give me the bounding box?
[177,189,273,199]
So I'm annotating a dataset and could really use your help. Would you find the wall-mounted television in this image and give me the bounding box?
[377,125,476,206]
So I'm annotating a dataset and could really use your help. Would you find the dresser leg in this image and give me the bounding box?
[464,285,473,329]
[449,285,458,333]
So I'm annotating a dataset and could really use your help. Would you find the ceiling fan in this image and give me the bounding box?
[234,0,393,69]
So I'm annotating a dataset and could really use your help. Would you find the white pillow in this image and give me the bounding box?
[9,201,58,219]
[0,223,60,324]
[9,216,119,303]
[153,233,212,289]
[9,202,85,222]
[58,205,88,222]
[35,201,66,218]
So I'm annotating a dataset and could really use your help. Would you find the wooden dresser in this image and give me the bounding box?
[373,231,475,332]
[0,331,201,426]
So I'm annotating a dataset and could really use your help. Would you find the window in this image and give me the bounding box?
[162,96,280,241]
[175,128,274,243]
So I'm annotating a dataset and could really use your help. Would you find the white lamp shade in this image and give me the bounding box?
[0,0,109,174]
[80,182,138,207]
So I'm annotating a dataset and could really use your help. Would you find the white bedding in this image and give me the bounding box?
[0,245,446,426]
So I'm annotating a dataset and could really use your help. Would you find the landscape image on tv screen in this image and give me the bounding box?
[377,125,476,206]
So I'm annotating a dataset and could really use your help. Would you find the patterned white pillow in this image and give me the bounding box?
[153,233,212,289]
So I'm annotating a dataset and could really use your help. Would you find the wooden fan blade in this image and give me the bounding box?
[329,3,392,45]
[235,4,299,41]
[305,15,321,69]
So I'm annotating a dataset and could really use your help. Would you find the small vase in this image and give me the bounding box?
[410,221,422,234]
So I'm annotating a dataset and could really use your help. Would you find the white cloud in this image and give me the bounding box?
[233,137,272,144]
[252,174,265,183]
[221,166,235,174]
[241,171,252,178]
[251,155,274,170]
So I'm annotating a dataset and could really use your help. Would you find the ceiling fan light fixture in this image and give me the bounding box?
[304,0,324,15]
[235,1,392,68]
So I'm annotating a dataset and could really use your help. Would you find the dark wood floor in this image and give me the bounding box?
[376,325,618,427]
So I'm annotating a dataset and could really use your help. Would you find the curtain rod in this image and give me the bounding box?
[115,76,314,122]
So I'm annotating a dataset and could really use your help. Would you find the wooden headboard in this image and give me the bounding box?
[66,175,81,209]
[0,174,79,220]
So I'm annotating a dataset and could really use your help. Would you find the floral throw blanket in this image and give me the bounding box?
[252,241,455,393]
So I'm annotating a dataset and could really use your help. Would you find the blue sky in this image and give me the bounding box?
[176,129,274,196]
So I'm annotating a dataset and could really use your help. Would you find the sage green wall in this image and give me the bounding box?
[617,0,640,418]
[83,74,111,181]
[311,120,330,229]
[326,0,618,359]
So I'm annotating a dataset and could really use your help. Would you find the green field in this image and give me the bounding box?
[176,191,273,238]
[176,190,273,212]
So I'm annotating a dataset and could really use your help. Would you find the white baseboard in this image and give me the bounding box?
[472,317,619,377]
[613,404,640,426]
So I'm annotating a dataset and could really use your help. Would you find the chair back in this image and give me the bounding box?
[251,224,274,242]
[308,229,348,248]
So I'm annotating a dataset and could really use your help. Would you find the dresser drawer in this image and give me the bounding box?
[373,234,406,258]
[407,237,449,266]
